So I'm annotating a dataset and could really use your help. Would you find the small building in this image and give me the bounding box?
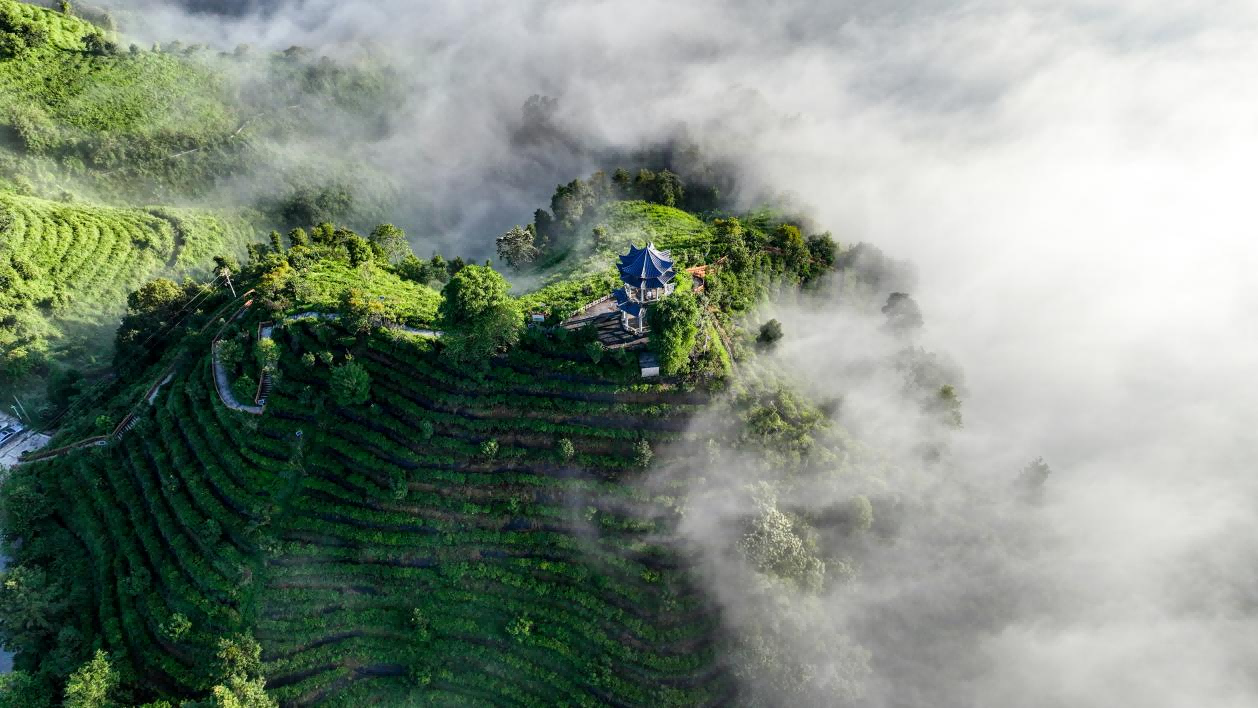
[638,351,660,378]
[614,242,675,334]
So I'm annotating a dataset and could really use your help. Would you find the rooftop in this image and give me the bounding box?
[619,242,675,286]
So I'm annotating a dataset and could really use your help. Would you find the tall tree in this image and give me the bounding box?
[369,224,411,263]
[882,292,924,332]
[647,292,700,375]
[63,650,116,708]
[495,225,539,269]
[438,266,522,366]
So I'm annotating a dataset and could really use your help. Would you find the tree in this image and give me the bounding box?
[217,339,244,369]
[932,384,963,428]
[369,224,411,263]
[208,676,276,708]
[739,497,825,592]
[807,232,838,271]
[633,439,653,469]
[847,495,874,534]
[0,671,50,708]
[64,650,116,708]
[438,266,522,366]
[507,615,533,642]
[82,32,116,56]
[772,224,809,276]
[495,225,539,269]
[254,339,279,373]
[345,235,373,267]
[340,288,388,334]
[647,292,699,375]
[882,292,923,332]
[757,319,783,347]
[329,361,371,406]
[1015,457,1052,503]
[0,566,68,653]
[585,340,605,364]
[557,438,575,461]
[162,612,191,641]
[211,634,276,708]
[479,439,499,459]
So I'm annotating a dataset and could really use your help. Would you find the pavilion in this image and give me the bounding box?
[613,242,675,334]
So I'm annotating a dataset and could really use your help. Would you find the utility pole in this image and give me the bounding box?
[12,396,30,422]
[220,267,236,297]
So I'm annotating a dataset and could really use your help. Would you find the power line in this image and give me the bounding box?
[34,274,236,434]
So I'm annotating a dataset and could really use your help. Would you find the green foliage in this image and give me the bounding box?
[647,292,699,375]
[757,319,783,347]
[506,615,533,642]
[0,565,69,659]
[64,649,116,708]
[633,439,653,469]
[495,225,539,269]
[0,192,254,394]
[739,490,824,592]
[292,260,439,328]
[847,495,874,534]
[339,287,389,334]
[438,265,521,365]
[161,612,191,641]
[882,292,923,332]
[216,339,244,369]
[208,676,276,708]
[0,671,51,708]
[557,437,575,461]
[479,438,499,459]
[933,384,963,429]
[329,361,370,406]
[367,223,410,263]
[253,339,279,373]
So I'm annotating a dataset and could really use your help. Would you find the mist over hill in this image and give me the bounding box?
[2,1,1256,706]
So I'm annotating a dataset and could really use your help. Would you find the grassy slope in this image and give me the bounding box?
[0,1,238,169]
[14,312,728,705]
[293,259,441,327]
[518,200,718,318]
[0,191,259,385]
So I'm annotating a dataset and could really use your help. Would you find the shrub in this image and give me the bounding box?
[329,362,371,406]
[162,613,192,641]
[648,292,699,375]
[757,319,783,347]
[633,439,653,469]
[64,650,116,708]
[507,615,533,642]
[438,266,522,365]
[557,438,575,461]
[479,439,499,459]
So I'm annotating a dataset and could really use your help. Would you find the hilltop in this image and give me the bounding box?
[0,0,403,410]
[0,5,969,706]
[0,182,861,705]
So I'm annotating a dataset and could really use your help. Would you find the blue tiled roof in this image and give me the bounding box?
[618,242,675,286]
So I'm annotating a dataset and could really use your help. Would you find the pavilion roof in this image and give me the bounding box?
[618,242,675,286]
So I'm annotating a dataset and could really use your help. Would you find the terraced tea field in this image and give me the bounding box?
[21,318,730,705]
[0,191,256,384]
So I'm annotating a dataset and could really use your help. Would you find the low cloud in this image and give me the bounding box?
[106,1,1258,704]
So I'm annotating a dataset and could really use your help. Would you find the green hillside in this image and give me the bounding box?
[0,188,860,704]
[0,0,398,209]
[0,192,258,392]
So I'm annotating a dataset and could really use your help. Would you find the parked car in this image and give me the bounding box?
[0,422,25,448]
